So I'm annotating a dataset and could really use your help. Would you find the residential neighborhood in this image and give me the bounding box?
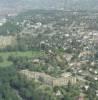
[0,1,98,100]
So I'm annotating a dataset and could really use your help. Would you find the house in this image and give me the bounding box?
[63,53,73,62]
[77,93,85,100]
[32,59,40,64]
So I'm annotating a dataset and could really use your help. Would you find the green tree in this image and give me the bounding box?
[0,56,4,62]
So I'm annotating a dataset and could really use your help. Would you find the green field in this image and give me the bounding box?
[0,51,44,67]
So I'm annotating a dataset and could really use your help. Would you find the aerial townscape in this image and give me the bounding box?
[0,0,98,100]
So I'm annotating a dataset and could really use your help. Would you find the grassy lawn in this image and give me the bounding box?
[0,50,44,67]
[0,61,13,67]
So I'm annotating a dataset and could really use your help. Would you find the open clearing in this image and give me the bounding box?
[0,51,44,67]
